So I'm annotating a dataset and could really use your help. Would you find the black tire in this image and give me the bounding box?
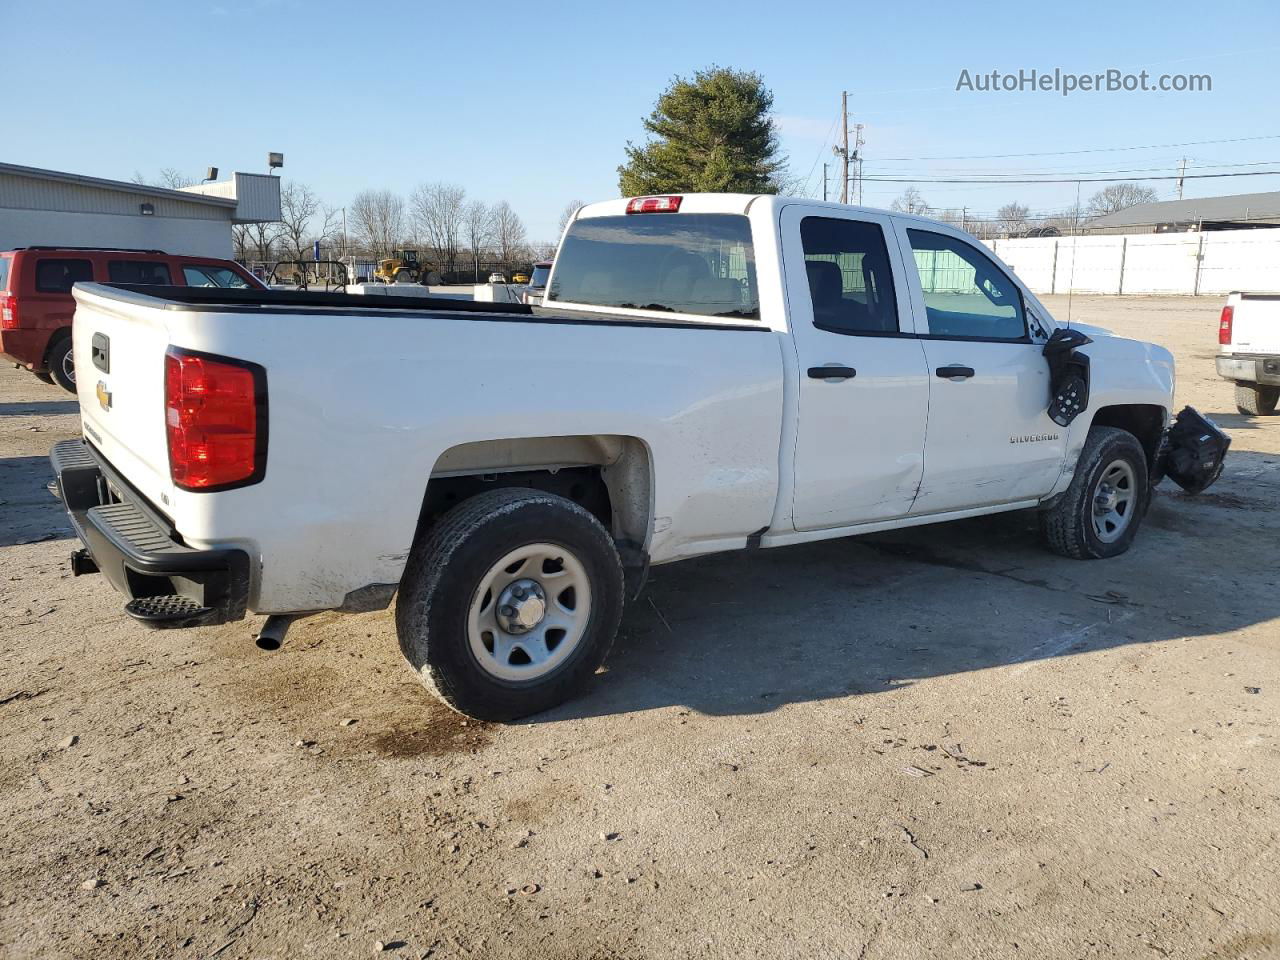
[1235,381,1279,416]
[395,488,624,722]
[1040,426,1149,560]
[47,335,75,394]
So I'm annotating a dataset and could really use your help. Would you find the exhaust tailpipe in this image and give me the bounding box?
[255,614,296,651]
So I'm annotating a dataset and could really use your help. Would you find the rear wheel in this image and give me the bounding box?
[1235,381,1279,416]
[395,488,624,721]
[1040,426,1149,560]
[47,336,75,394]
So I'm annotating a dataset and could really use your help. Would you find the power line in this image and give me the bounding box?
[868,134,1280,163]
[861,170,1280,185]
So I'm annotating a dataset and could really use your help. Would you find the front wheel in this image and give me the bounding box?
[47,336,75,394]
[1040,426,1149,560]
[395,488,624,721]
[1235,381,1279,416]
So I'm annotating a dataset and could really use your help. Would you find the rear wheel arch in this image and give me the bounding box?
[414,434,655,556]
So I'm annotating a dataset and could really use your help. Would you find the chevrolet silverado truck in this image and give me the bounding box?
[50,193,1227,721]
[1216,292,1280,415]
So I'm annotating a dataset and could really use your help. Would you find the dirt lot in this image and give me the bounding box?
[1,295,1277,960]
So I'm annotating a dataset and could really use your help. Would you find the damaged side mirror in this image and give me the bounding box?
[1042,328,1092,427]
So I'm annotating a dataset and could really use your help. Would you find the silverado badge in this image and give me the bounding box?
[96,380,112,412]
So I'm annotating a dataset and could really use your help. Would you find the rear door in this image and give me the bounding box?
[781,203,931,529]
[896,224,1063,514]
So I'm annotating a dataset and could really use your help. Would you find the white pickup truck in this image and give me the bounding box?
[1216,292,1280,415]
[51,193,1227,720]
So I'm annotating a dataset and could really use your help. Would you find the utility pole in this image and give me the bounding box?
[961,206,967,232]
[851,123,865,204]
[839,91,849,204]
[1176,157,1187,200]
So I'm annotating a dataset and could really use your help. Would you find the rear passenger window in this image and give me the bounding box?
[108,260,172,285]
[800,217,899,334]
[183,265,252,288]
[0,257,10,292]
[35,258,94,293]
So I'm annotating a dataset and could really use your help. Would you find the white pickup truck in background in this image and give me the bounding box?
[1217,292,1280,415]
[52,193,1227,720]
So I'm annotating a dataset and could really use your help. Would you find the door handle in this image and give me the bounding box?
[935,365,975,380]
[808,365,857,381]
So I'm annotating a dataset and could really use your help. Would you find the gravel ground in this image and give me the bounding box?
[1,295,1277,960]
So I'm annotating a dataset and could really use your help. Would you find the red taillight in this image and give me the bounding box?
[1218,305,1234,345]
[625,195,683,214]
[164,349,265,491]
[0,295,17,330]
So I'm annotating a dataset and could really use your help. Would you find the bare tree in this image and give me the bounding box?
[244,221,280,262]
[1087,182,1159,217]
[890,187,931,216]
[996,201,1030,237]
[492,201,527,263]
[1045,203,1090,236]
[278,182,323,260]
[349,189,404,257]
[131,168,196,189]
[557,199,586,236]
[412,182,467,272]
[232,224,252,261]
[463,200,495,280]
[315,205,342,256]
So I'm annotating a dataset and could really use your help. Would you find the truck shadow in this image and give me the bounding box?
[0,455,74,548]
[547,448,1280,722]
[0,401,79,418]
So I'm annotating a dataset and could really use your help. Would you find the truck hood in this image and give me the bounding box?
[1061,321,1115,339]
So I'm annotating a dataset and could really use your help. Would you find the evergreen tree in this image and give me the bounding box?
[618,67,785,196]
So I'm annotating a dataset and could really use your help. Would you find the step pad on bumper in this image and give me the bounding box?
[124,595,214,627]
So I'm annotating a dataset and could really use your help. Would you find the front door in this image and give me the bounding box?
[782,204,931,531]
[896,226,1065,515]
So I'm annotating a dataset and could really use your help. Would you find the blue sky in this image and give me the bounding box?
[7,0,1280,239]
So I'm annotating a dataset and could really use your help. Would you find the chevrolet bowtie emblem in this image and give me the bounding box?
[96,380,112,411]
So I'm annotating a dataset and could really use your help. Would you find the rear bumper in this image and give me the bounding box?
[0,328,52,370]
[50,438,250,626]
[1217,354,1280,386]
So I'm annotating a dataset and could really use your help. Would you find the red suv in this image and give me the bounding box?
[0,247,262,392]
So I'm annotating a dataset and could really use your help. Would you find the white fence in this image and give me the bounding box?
[987,227,1280,297]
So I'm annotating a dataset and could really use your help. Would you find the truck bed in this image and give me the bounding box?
[69,281,785,615]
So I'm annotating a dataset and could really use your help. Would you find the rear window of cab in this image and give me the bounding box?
[548,213,759,320]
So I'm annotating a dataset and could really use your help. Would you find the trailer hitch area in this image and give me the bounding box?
[1159,406,1230,495]
[1043,327,1093,427]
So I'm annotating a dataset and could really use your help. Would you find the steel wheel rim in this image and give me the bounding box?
[1091,459,1136,543]
[467,542,591,683]
[63,349,76,384]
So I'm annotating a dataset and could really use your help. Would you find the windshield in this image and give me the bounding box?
[529,265,551,288]
[548,213,759,319]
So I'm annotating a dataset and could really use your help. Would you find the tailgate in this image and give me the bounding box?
[1232,294,1280,356]
[71,284,175,510]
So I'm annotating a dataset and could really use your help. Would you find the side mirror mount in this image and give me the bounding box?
[1042,328,1093,427]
